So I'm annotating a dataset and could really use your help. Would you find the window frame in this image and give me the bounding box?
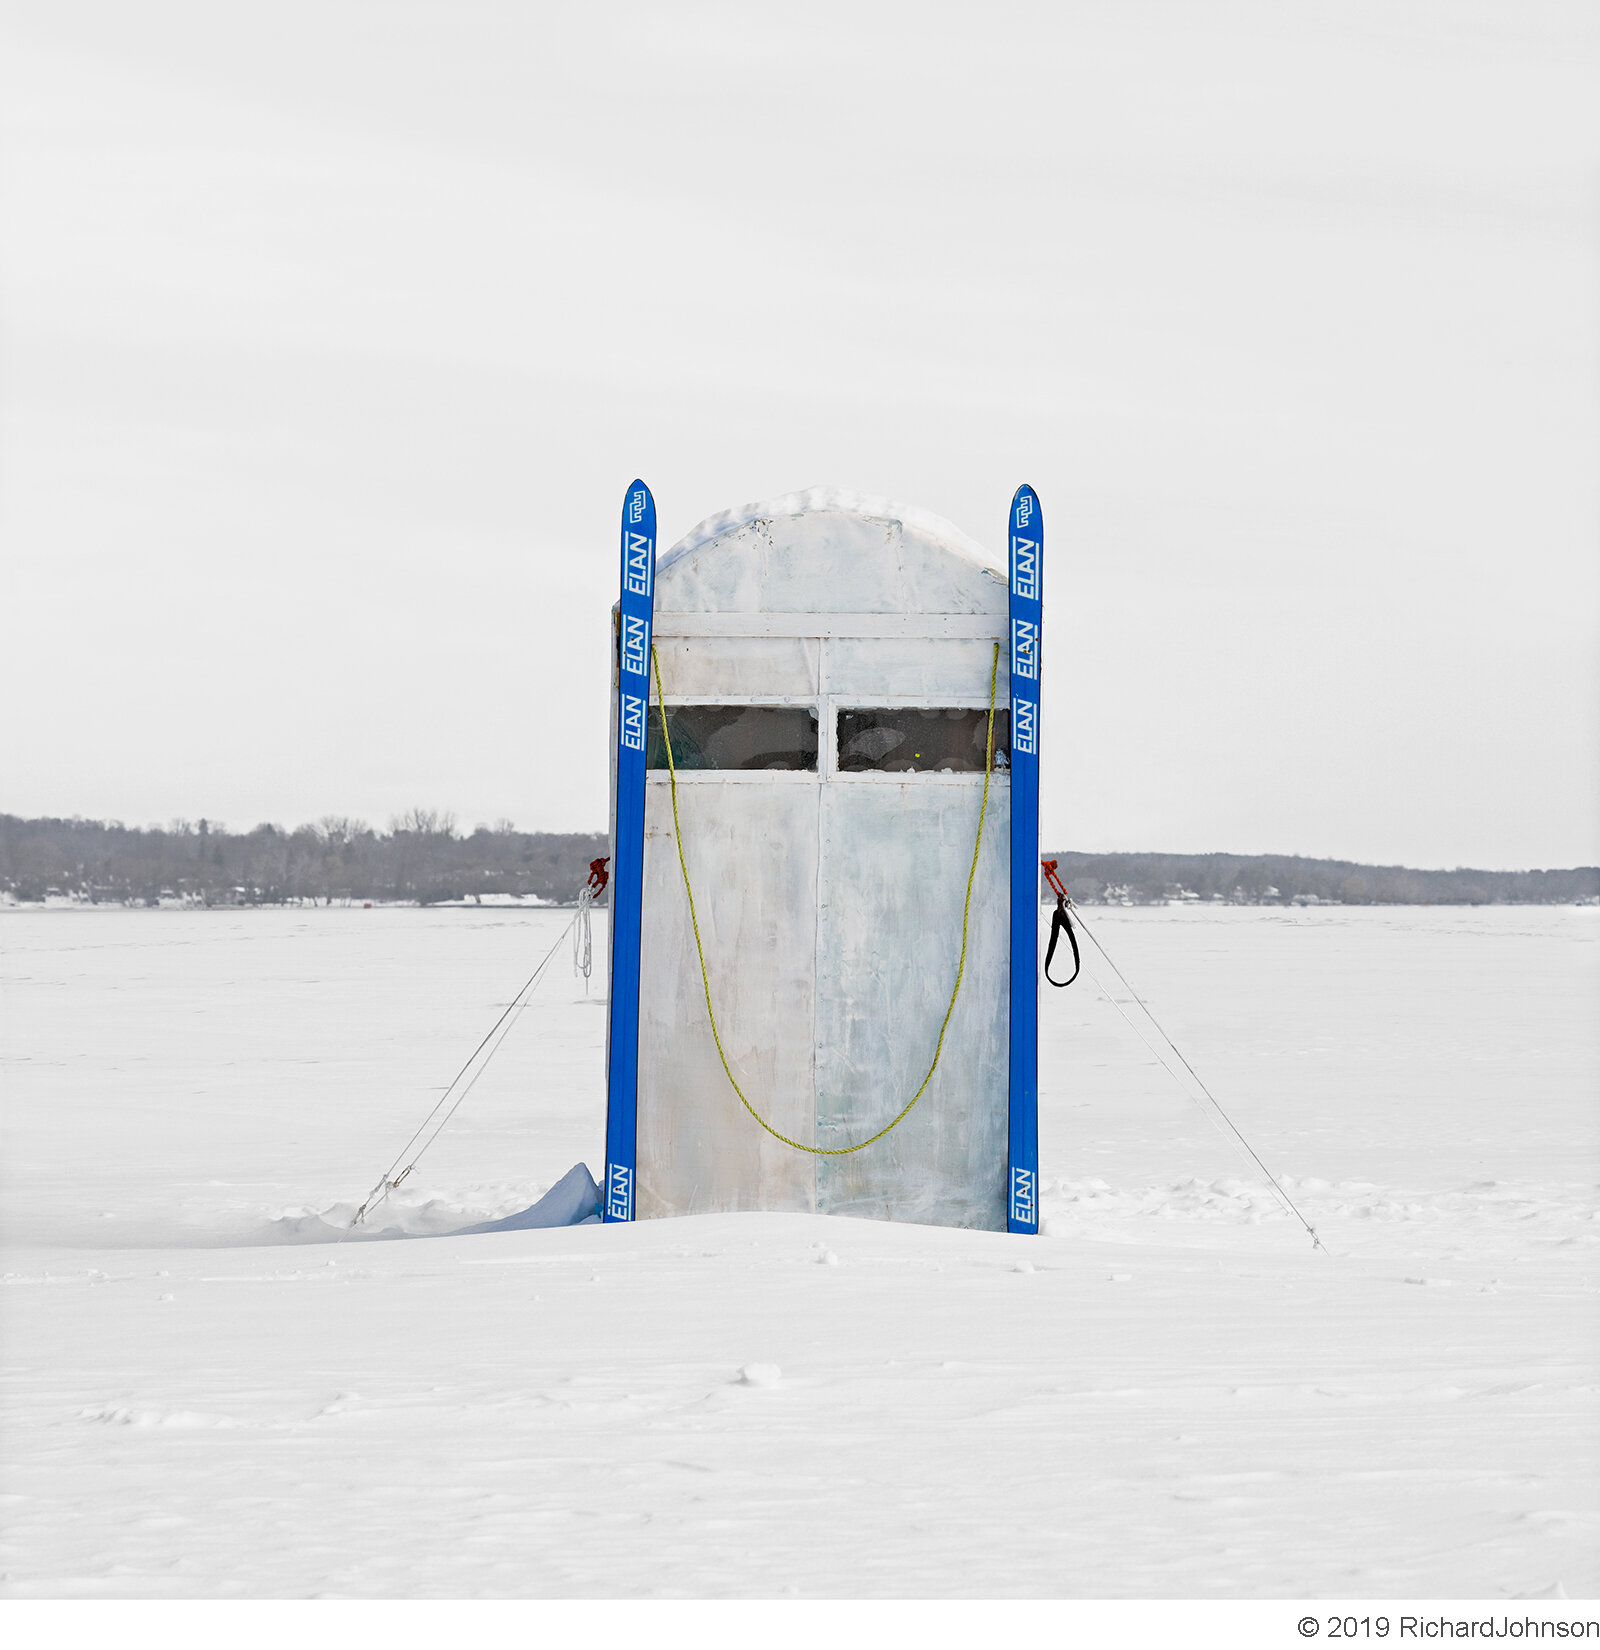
[645,693,1010,785]
[833,702,1011,780]
[645,695,823,784]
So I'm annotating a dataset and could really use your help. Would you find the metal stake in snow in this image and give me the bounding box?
[1064,896,1326,1253]
[347,904,583,1233]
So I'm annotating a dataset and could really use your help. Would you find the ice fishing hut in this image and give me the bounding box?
[604,486,1043,1233]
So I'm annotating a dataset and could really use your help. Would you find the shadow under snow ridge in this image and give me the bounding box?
[51,1169,1595,1253]
[258,1170,1597,1250]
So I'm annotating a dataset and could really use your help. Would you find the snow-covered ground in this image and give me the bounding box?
[2,904,1595,1597]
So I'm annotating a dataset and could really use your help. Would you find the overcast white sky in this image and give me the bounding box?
[2,0,1596,869]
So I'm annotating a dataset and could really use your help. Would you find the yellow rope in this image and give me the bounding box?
[650,640,1000,1156]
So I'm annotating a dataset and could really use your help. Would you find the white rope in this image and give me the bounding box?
[347,908,580,1232]
[1067,900,1326,1252]
[573,885,594,992]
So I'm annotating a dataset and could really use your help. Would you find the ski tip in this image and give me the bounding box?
[1010,483,1040,527]
[1008,486,1042,600]
[623,479,655,521]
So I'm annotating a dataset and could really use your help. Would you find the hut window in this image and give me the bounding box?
[836,708,1011,774]
[647,705,819,771]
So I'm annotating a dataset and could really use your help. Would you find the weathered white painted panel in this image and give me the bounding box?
[823,638,1010,702]
[650,636,818,699]
[656,512,1006,618]
[814,779,1010,1230]
[653,613,1003,639]
[635,779,817,1217]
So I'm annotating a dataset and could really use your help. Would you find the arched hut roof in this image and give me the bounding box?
[654,487,1006,620]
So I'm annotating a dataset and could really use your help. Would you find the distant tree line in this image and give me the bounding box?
[1043,850,1599,907]
[2,815,1594,908]
[0,812,607,907]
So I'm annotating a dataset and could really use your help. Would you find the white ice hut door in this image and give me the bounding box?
[629,493,1012,1232]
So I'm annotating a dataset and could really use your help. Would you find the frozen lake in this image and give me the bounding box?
[2,903,1596,1596]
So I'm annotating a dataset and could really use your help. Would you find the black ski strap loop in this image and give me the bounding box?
[1044,894,1081,988]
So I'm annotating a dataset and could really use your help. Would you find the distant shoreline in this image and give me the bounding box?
[4,896,1596,914]
[1038,849,1599,909]
[3,814,1595,909]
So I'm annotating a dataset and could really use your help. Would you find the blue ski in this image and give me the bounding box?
[603,478,657,1222]
[1007,484,1042,1233]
